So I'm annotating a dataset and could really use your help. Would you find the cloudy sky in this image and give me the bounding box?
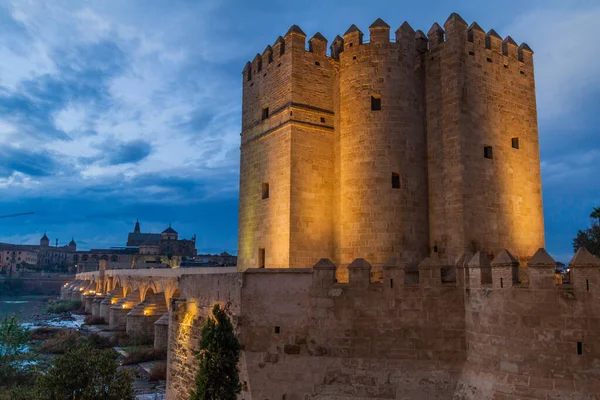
[0,0,598,260]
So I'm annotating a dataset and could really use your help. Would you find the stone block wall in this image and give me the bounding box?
[457,249,600,398]
[166,262,467,399]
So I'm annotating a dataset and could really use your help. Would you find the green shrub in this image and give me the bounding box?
[35,345,134,400]
[0,385,37,400]
[38,329,86,354]
[190,304,241,400]
[44,300,82,314]
[86,333,113,350]
[0,314,32,388]
[29,327,62,341]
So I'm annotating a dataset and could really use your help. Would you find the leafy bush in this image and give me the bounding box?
[35,345,134,400]
[122,347,166,365]
[0,314,32,388]
[148,363,167,381]
[0,385,37,400]
[29,327,62,341]
[44,300,82,314]
[86,333,113,350]
[38,329,86,354]
[573,206,600,257]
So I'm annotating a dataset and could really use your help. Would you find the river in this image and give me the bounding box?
[0,295,57,321]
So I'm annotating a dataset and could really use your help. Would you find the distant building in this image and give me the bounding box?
[0,220,198,274]
[0,243,39,275]
[126,220,196,257]
[74,220,197,272]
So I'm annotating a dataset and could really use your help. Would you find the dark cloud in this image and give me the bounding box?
[102,139,153,166]
[0,145,70,177]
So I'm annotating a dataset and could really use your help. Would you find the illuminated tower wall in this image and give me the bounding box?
[335,20,429,278]
[425,15,544,264]
[238,26,335,270]
[238,14,544,273]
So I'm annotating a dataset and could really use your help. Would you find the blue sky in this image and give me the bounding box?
[0,0,598,261]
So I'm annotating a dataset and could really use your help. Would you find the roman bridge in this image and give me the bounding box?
[61,265,236,351]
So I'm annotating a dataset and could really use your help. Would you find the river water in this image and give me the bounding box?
[0,295,57,321]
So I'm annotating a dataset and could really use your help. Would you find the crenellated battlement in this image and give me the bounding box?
[308,248,600,299]
[242,12,534,81]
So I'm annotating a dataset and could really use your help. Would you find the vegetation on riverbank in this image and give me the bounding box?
[0,315,32,389]
[44,300,82,313]
[0,314,135,399]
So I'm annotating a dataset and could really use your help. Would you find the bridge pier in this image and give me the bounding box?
[62,280,82,301]
[91,295,106,319]
[60,281,77,300]
[70,281,89,302]
[83,293,95,312]
[110,289,141,331]
[100,287,124,322]
[153,312,170,352]
[126,292,168,342]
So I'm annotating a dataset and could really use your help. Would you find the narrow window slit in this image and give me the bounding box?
[371,96,381,111]
[484,146,493,159]
[392,172,401,189]
[258,248,265,268]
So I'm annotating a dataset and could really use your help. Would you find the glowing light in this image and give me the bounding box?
[122,304,127,309]
[111,298,117,304]
[79,288,84,291]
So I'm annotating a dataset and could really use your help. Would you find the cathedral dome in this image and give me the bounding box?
[162,225,177,234]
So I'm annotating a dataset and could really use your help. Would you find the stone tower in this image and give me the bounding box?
[238,13,544,276]
[40,232,49,247]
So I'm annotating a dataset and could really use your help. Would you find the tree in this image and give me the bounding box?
[35,345,134,400]
[0,314,31,387]
[573,206,600,257]
[190,304,242,400]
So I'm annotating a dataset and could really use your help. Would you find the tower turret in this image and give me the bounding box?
[134,219,140,233]
[40,232,49,247]
[69,237,76,252]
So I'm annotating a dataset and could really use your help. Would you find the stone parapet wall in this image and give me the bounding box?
[166,250,600,399]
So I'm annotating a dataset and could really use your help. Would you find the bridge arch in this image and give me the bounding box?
[141,281,159,301]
